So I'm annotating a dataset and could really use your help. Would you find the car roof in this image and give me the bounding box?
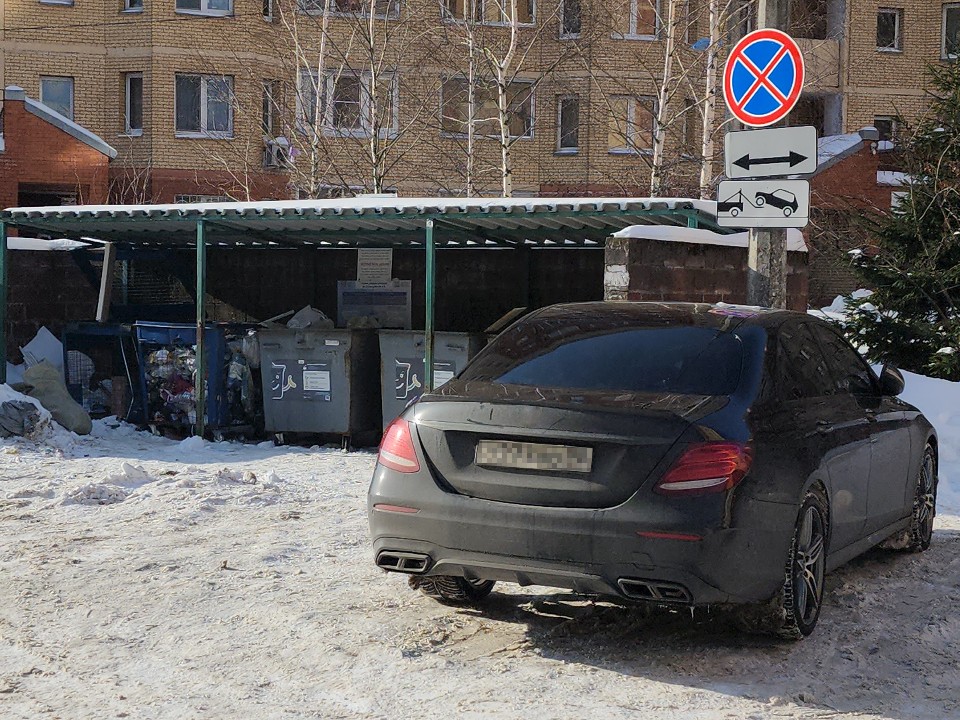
[534,301,799,331]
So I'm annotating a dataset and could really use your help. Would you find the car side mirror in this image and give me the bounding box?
[879,363,905,396]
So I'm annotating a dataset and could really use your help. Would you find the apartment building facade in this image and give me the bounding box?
[0,0,954,203]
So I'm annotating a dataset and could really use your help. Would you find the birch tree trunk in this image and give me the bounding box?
[699,0,721,199]
[650,0,678,196]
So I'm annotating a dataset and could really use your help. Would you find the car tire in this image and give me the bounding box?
[755,195,766,207]
[410,576,496,605]
[740,487,828,640]
[783,206,793,217]
[907,446,937,551]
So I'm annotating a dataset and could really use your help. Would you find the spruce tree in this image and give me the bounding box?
[845,61,960,381]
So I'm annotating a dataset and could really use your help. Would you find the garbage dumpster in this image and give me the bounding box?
[378,330,486,429]
[62,322,141,421]
[133,322,258,436]
[258,328,380,441]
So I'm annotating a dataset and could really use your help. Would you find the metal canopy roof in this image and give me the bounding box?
[0,196,729,249]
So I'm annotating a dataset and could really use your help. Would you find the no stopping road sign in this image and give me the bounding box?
[723,29,805,128]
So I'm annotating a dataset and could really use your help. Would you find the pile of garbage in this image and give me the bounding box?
[144,346,198,427]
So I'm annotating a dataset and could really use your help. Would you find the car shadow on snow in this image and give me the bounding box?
[449,527,960,720]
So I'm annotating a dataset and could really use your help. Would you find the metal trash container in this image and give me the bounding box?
[378,330,486,429]
[133,322,228,431]
[258,328,380,439]
[62,322,141,421]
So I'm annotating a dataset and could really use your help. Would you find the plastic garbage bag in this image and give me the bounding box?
[21,361,92,435]
[287,306,334,330]
[0,400,42,438]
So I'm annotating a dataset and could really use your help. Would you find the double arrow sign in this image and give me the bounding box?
[717,125,817,229]
[723,126,818,178]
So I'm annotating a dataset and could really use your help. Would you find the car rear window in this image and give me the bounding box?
[462,320,743,396]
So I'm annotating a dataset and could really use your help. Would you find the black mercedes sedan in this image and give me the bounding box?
[368,302,938,639]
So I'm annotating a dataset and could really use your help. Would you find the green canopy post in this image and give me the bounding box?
[424,219,435,392]
[195,220,207,437]
[0,222,6,385]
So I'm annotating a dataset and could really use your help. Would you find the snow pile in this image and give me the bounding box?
[66,462,154,506]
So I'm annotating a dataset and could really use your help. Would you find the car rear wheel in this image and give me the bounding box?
[755,195,766,206]
[410,576,496,605]
[741,487,828,640]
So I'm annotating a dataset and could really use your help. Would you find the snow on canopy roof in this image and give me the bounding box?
[7,238,88,251]
[613,225,808,253]
[0,196,730,249]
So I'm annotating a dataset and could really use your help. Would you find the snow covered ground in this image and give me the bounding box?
[1,374,959,719]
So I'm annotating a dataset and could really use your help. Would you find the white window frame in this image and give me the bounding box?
[560,0,580,38]
[556,95,579,153]
[39,76,74,121]
[263,0,273,19]
[175,74,234,139]
[39,0,74,6]
[943,3,960,59]
[873,115,898,151]
[299,0,400,19]
[617,0,660,40]
[608,94,656,155]
[123,0,144,12]
[441,0,536,26]
[438,77,535,140]
[877,8,902,52]
[175,0,233,17]
[299,71,399,139]
[123,72,144,137]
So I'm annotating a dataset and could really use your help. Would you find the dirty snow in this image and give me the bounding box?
[0,401,959,717]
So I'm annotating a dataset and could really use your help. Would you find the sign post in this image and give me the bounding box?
[721,22,811,308]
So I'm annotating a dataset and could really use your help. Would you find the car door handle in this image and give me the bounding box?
[816,420,832,434]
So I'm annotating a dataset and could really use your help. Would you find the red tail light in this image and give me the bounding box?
[655,442,753,496]
[378,418,420,474]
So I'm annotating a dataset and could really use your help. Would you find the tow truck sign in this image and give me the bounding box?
[716,179,810,228]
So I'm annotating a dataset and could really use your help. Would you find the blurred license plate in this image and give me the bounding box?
[475,440,593,473]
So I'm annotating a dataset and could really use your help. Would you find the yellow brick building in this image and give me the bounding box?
[0,0,952,201]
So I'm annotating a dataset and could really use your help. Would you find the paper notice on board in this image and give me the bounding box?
[357,248,393,288]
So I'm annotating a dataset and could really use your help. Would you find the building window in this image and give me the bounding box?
[124,73,144,135]
[124,0,144,10]
[608,94,656,153]
[561,0,580,36]
[557,96,579,152]
[175,0,232,16]
[175,74,233,138]
[440,78,534,139]
[629,0,659,38]
[299,72,398,138]
[877,8,902,51]
[874,116,897,151]
[174,194,231,203]
[262,80,278,135]
[39,76,74,120]
[263,0,272,17]
[300,0,399,17]
[944,4,960,58]
[443,0,533,24]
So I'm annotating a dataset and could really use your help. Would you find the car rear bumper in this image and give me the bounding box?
[368,469,797,606]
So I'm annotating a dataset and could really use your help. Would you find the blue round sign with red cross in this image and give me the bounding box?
[723,29,805,128]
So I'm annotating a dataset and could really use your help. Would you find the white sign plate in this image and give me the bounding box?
[716,179,810,228]
[357,248,393,288]
[724,126,818,179]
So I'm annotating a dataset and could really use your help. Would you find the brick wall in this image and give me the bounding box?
[5,251,100,363]
[0,95,111,208]
[605,237,809,311]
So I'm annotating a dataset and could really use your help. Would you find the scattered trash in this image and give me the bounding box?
[0,399,42,438]
[21,362,92,435]
[20,327,65,375]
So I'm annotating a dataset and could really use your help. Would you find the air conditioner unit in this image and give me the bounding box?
[263,137,291,168]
